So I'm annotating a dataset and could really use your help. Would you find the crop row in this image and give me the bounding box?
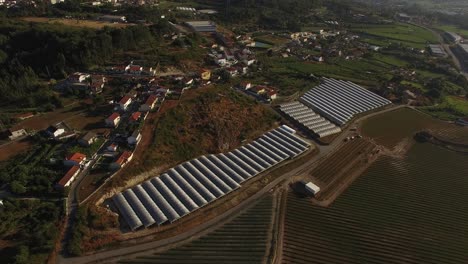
[121,196,274,264]
[282,144,468,264]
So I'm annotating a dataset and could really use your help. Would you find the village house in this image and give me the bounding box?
[226,67,238,77]
[8,129,27,141]
[119,96,132,111]
[78,131,97,147]
[55,165,81,189]
[109,151,133,170]
[125,64,143,75]
[46,125,65,138]
[68,72,90,83]
[240,82,251,90]
[105,112,121,127]
[139,94,158,112]
[107,143,118,152]
[127,129,142,145]
[64,152,87,167]
[129,112,142,123]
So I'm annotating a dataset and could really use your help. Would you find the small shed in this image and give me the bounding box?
[305,182,321,196]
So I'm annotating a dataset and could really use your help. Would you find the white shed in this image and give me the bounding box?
[305,182,320,195]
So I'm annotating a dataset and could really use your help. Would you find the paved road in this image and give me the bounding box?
[59,105,404,264]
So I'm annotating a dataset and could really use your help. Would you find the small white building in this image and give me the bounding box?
[305,182,321,196]
[139,94,158,112]
[119,96,132,111]
[105,112,121,127]
[46,125,65,138]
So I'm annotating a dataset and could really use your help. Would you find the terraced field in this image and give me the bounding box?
[310,138,376,201]
[282,143,468,264]
[120,195,274,264]
[429,126,468,144]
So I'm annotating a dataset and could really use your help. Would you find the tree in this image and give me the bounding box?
[10,181,27,194]
[15,245,30,264]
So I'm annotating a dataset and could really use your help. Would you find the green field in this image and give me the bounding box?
[435,24,468,38]
[282,143,468,264]
[352,23,438,48]
[361,107,444,148]
[120,195,273,264]
[422,96,468,120]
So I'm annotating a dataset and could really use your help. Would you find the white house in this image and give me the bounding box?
[56,165,81,189]
[127,130,142,145]
[305,181,321,196]
[46,125,65,138]
[109,151,133,170]
[78,132,97,147]
[119,96,132,111]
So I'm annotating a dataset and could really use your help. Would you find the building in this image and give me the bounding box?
[105,112,121,127]
[68,72,90,83]
[99,15,126,23]
[429,44,447,57]
[304,181,321,196]
[119,96,132,110]
[129,112,142,123]
[444,32,462,43]
[8,129,27,141]
[78,132,97,147]
[139,95,158,112]
[107,143,118,152]
[56,165,81,189]
[64,152,87,167]
[109,151,133,170]
[239,82,251,90]
[127,130,142,145]
[185,21,217,32]
[126,65,143,75]
[456,117,468,126]
[46,125,65,138]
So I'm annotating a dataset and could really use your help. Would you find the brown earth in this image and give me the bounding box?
[0,137,32,161]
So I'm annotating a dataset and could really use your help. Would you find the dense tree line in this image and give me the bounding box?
[0,18,170,108]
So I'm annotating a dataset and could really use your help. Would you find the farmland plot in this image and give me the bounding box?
[282,143,468,264]
[120,195,274,264]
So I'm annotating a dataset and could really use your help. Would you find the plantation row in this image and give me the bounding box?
[120,195,274,264]
[429,126,468,144]
[282,143,468,264]
[310,139,375,200]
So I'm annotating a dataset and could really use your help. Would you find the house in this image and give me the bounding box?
[107,143,118,152]
[127,130,142,145]
[68,72,90,83]
[109,151,133,170]
[55,165,81,189]
[139,95,158,112]
[89,75,106,94]
[64,152,87,167]
[78,132,97,147]
[240,82,251,90]
[8,129,27,140]
[105,112,121,127]
[243,59,256,66]
[226,67,238,77]
[313,56,324,62]
[119,96,132,110]
[129,112,142,123]
[266,89,278,100]
[126,65,143,75]
[46,125,65,138]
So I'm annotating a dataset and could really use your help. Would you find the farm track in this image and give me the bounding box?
[119,195,274,264]
[281,143,468,264]
[309,138,377,202]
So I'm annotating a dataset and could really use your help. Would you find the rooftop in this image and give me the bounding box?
[66,152,86,163]
[107,112,120,121]
[57,165,80,187]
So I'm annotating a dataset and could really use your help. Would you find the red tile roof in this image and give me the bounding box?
[130,112,141,122]
[114,151,133,165]
[57,165,80,187]
[119,96,131,105]
[107,112,120,121]
[66,152,86,163]
[145,95,158,106]
[128,65,142,72]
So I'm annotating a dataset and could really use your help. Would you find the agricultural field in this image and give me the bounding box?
[120,195,274,264]
[309,138,377,202]
[422,96,468,120]
[282,143,468,264]
[352,23,438,49]
[360,107,445,149]
[20,17,133,29]
[434,24,468,38]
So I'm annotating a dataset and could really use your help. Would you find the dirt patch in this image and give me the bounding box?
[20,17,133,29]
[0,137,32,161]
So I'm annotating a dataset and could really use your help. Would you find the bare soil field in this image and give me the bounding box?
[0,137,32,161]
[12,104,85,131]
[20,17,133,29]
